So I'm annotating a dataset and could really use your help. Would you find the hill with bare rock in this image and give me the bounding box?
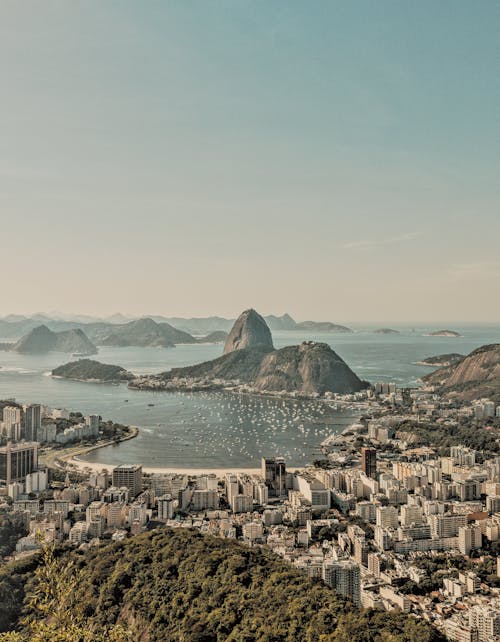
[131,311,367,396]
[100,317,196,347]
[254,342,367,395]
[8,325,97,355]
[223,309,274,354]
[422,344,500,402]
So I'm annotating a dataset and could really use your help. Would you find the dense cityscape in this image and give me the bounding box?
[1,379,499,641]
[1,2,498,640]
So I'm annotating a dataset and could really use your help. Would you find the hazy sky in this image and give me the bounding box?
[1,2,499,322]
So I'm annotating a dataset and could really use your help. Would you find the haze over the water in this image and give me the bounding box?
[1,2,499,322]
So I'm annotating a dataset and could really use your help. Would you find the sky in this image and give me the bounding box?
[1,1,499,323]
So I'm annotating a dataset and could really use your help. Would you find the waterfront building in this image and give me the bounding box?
[0,442,38,484]
[86,414,100,437]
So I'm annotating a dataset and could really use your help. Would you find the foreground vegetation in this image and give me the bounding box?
[0,528,443,641]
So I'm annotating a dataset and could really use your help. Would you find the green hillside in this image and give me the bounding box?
[0,528,443,642]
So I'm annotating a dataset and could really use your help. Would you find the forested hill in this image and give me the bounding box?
[0,528,444,642]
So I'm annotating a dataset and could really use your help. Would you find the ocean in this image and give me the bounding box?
[0,324,498,469]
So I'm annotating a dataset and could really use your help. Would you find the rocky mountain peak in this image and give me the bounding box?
[223,309,274,355]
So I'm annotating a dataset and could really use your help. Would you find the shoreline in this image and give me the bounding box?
[41,392,360,477]
[69,457,265,476]
[68,455,301,476]
[41,425,139,471]
[46,427,303,476]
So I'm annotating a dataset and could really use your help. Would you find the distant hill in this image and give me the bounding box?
[373,328,400,335]
[134,310,367,395]
[296,321,353,333]
[422,344,500,402]
[199,330,228,343]
[263,313,298,331]
[157,313,352,335]
[0,313,353,341]
[52,359,133,383]
[427,329,461,337]
[161,316,234,334]
[0,528,442,641]
[9,325,97,355]
[100,318,196,347]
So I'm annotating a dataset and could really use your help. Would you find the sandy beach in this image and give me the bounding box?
[66,454,301,477]
[68,456,263,476]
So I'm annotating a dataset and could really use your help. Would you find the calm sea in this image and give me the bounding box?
[0,325,498,468]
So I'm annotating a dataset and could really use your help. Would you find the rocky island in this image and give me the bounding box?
[0,325,97,355]
[129,309,367,396]
[52,359,134,383]
[295,320,353,333]
[373,328,400,335]
[427,329,461,337]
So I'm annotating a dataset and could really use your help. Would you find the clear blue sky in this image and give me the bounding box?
[1,1,499,322]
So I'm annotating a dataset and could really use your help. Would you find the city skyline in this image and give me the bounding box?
[1,2,499,322]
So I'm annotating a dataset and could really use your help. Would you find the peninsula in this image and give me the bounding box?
[129,309,367,396]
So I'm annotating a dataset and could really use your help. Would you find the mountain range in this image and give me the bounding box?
[0,312,353,341]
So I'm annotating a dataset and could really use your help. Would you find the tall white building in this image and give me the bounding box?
[158,494,175,520]
[458,524,482,556]
[86,415,100,437]
[376,505,398,529]
[2,406,22,441]
[469,606,500,642]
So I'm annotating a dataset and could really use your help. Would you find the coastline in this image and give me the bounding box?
[68,455,301,476]
[40,425,139,471]
[44,426,300,476]
[69,457,265,476]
